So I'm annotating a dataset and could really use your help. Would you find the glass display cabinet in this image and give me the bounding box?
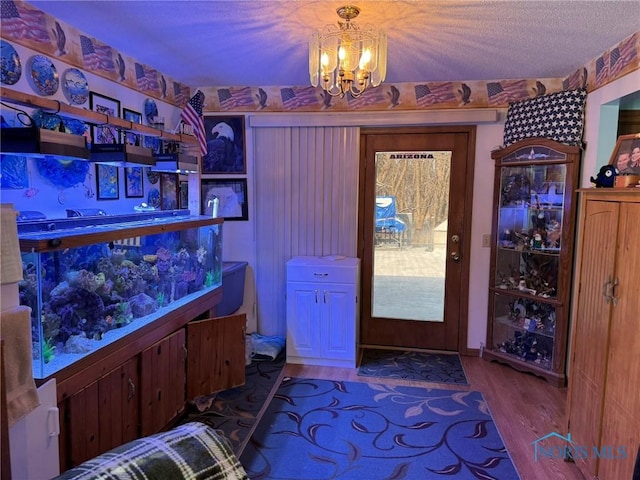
[17,211,223,379]
[483,138,581,386]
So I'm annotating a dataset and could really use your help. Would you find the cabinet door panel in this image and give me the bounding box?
[64,358,139,469]
[324,286,356,360]
[568,200,618,476]
[140,329,186,436]
[599,202,640,480]
[287,283,321,357]
[67,381,100,467]
[186,314,246,399]
[98,359,138,452]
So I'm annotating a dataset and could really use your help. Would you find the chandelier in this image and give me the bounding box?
[309,5,387,98]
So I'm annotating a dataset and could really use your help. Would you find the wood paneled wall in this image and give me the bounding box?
[254,126,359,336]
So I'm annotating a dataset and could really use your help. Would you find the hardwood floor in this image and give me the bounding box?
[283,355,585,480]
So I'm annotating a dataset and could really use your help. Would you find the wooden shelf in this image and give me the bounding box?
[0,86,197,146]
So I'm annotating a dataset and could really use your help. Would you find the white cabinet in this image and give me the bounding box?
[286,256,360,368]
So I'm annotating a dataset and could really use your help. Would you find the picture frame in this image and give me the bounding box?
[608,133,640,175]
[202,115,246,174]
[160,173,178,210]
[179,180,189,209]
[201,178,248,221]
[124,166,144,198]
[122,108,142,146]
[90,92,120,144]
[96,164,119,200]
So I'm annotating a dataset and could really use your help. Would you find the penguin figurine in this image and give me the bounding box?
[590,165,618,188]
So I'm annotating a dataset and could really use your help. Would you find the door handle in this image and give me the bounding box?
[450,252,460,262]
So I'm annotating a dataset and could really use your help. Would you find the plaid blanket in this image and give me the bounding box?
[54,422,248,480]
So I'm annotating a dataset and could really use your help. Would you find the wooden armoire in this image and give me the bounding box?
[566,189,640,480]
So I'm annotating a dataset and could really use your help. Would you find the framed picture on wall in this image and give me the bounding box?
[122,108,142,146]
[96,164,119,200]
[202,115,246,174]
[124,166,144,198]
[160,173,178,210]
[90,92,120,144]
[200,178,248,221]
[179,180,189,209]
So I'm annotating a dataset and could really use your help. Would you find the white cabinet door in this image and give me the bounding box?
[323,284,356,361]
[286,281,322,358]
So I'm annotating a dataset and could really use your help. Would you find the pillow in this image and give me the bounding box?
[53,422,248,480]
[503,89,587,147]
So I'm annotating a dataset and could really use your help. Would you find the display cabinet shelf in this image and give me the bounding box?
[483,138,580,387]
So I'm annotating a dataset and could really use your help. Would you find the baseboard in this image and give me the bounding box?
[464,348,480,357]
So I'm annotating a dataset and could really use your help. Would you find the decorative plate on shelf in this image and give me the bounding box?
[1,40,21,85]
[27,54,59,96]
[61,68,89,105]
[146,169,160,184]
[147,187,161,208]
[143,97,158,125]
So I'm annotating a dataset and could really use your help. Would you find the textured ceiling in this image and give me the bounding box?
[30,0,640,89]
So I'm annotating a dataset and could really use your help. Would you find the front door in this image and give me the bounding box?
[358,126,475,352]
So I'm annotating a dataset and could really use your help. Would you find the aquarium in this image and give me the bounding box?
[17,211,223,379]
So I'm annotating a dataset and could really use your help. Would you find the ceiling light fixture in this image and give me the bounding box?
[309,5,387,98]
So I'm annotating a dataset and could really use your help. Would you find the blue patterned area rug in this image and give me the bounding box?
[357,349,470,385]
[240,377,520,479]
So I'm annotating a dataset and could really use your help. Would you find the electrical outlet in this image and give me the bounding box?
[482,234,491,248]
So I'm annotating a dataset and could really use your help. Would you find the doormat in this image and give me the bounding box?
[357,348,469,385]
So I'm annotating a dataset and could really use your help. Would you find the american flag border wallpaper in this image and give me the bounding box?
[1,1,638,113]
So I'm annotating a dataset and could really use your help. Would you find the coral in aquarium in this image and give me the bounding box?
[21,223,222,371]
[42,338,56,364]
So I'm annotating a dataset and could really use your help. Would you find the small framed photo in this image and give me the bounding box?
[201,178,248,221]
[90,92,120,144]
[202,115,246,174]
[124,166,144,198]
[608,133,640,175]
[96,164,119,200]
[122,108,142,146]
[179,180,189,209]
[160,173,178,210]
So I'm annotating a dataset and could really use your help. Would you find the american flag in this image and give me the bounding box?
[1,1,50,43]
[563,67,587,90]
[595,55,608,86]
[280,87,319,110]
[80,35,115,72]
[181,91,207,156]
[135,63,159,93]
[347,86,387,109]
[609,33,637,78]
[415,83,457,108]
[174,82,190,107]
[486,80,528,105]
[218,87,255,110]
